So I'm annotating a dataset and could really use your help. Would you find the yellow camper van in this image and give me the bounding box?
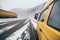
[36,0,60,40]
[0,9,17,18]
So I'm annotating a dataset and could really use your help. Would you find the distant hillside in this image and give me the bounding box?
[10,2,46,18]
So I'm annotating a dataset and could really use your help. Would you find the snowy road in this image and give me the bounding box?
[0,18,38,40]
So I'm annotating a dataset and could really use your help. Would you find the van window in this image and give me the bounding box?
[40,9,48,21]
[48,0,60,30]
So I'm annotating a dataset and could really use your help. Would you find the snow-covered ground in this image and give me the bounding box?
[0,18,37,40]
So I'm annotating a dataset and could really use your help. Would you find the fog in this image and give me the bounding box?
[0,0,48,10]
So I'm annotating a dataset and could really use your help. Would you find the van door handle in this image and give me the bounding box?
[40,29,42,32]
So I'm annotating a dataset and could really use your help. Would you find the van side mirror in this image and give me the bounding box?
[34,14,38,20]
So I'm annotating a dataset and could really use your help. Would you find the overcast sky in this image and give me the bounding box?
[0,0,48,10]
